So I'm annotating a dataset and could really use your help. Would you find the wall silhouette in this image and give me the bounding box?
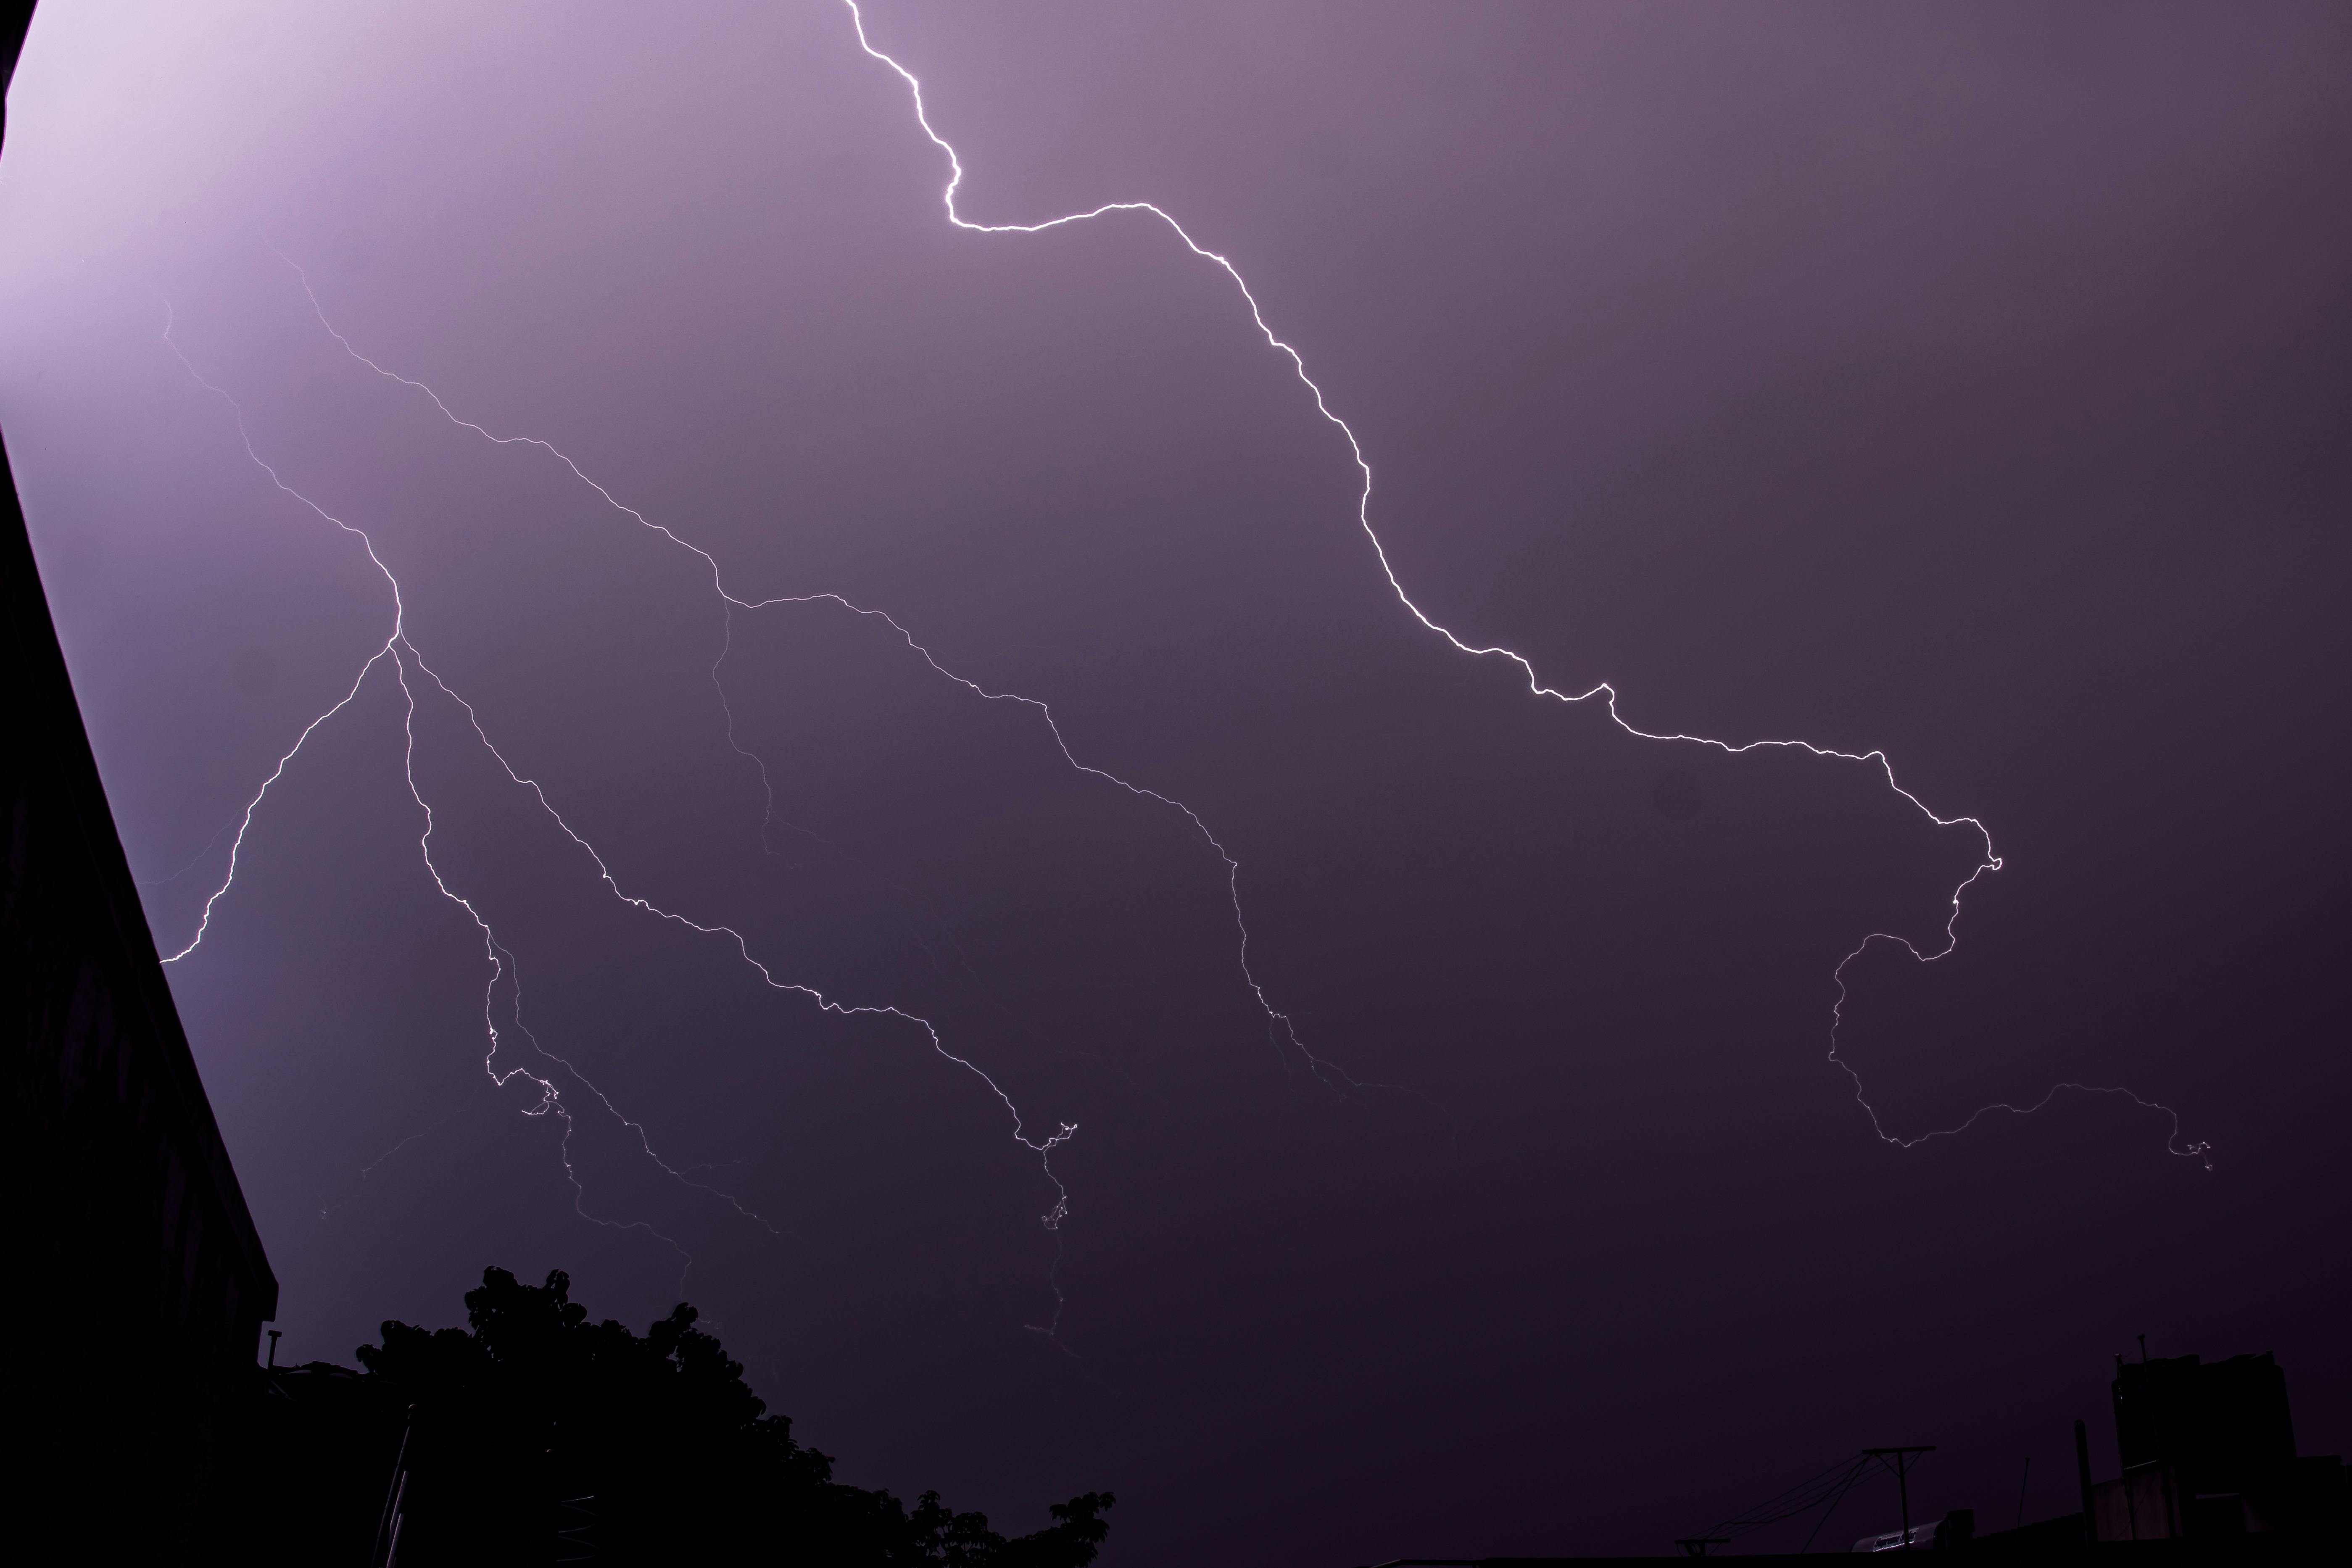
[2,10,280,1549]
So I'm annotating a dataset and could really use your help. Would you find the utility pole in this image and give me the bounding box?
[1863,1447,1936,1550]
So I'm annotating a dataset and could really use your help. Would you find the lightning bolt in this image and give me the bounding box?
[835,0,2207,1164]
[142,2,2208,1323]
[159,306,1077,1307]
[264,246,1370,1104]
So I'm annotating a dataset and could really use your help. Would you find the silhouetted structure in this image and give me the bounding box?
[200,1360,407,1564]
[2086,1351,2345,1545]
[1548,1348,2351,1560]
[2,9,281,1555]
[1952,1348,2348,1558]
[0,401,282,1554]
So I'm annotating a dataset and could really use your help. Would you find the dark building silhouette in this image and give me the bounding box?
[1626,1349,2350,1560]
[2088,1351,2345,1546]
[1972,1349,2347,1555]
[203,1361,407,1565]
[2117,1352,2295,1489]
[3,9,280,1556]
[0,413,279,1564]
[0,394,282,1556]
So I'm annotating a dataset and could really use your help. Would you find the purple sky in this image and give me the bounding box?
[4,2,2349,1559]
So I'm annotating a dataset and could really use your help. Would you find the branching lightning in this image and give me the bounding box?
[161,307,1075,1302]
[148,1,2207,1321]
[267,249,1367,1102]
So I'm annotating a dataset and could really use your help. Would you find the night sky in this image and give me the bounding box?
[5,2,2349,1559]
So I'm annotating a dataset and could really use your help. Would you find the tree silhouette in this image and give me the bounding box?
[351,1267,1112,1566]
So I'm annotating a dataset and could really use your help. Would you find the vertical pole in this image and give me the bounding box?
[1864,1449,1935,1550]
[2015,1455,2031,1531]
[2075,1419,2097,1545]
[373,1414,413,1568]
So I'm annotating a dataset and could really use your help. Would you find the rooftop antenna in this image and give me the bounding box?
[2075,1421,2097,1546]
[2014,1456,2031,1531]
[266,1329,280,1368]
[2138,1333,2149,1362]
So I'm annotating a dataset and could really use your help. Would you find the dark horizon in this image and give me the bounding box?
[3,2,2346,1559]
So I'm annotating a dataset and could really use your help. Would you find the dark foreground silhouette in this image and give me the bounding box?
[208,1267,1111,1566]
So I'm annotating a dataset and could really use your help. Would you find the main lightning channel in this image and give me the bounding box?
[156,1,2206,1317]
[837,0,2207,1161]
